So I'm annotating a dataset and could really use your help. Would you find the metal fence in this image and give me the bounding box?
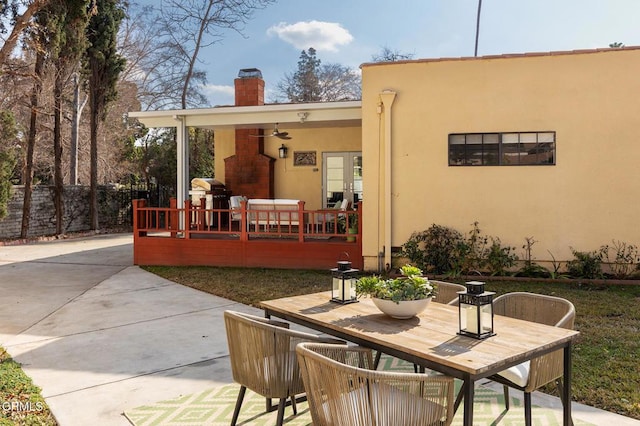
[100,184,175,228]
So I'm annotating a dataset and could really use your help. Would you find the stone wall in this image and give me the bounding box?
[0,185,131,240]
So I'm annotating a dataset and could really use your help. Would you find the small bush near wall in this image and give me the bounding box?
[401,224,640,280]
[402,222,518,277]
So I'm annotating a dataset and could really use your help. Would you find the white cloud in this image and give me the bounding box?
[267,21,353,52]
[203,84,235,106]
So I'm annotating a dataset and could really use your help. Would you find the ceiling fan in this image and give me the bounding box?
[250,124,292,140]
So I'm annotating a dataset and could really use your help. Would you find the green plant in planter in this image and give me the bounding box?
[337,212,358,234]
[356,265,437,303]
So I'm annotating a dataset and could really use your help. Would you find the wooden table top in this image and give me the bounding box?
[260,291,579,379]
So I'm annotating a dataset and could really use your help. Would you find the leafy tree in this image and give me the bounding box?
[83,0,126,229]
[20,8,49,238]
[609,42,625,48]
[371,46,414,62]
[38,0,91,234]
[276,48,361,103]
[0,110,18,219]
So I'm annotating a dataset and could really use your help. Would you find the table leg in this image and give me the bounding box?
[462,376,474,426]
[563,344,573,425]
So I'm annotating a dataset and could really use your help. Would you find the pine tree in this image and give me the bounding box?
[83,0,126,229]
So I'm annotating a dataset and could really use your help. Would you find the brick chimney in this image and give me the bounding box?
[224,68,275,198]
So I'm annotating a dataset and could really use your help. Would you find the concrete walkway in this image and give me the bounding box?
[0,234,638,425]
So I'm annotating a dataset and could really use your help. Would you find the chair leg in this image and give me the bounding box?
[290,395,297,415]
[503,385,510,410]
[524,392,532,426]
[231,385,246,426]
[275,398,286,426]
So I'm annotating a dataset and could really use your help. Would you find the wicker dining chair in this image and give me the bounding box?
[431,280,466,305]
[489,292,576,426]
[223,310,344,426]
[297,342,456,426]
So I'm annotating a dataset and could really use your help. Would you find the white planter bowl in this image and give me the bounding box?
[372,297,432,319]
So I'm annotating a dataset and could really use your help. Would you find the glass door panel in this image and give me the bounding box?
[323,152,362,208]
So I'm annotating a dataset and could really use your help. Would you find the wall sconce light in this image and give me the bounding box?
[278,144,288,159]
[458,281,495,339]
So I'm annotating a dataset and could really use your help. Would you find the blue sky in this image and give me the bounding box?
[150,0,640,107]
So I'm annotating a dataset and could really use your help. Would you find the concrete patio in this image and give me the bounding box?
[0,233,637,425]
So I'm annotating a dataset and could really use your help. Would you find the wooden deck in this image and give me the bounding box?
[132,199,363,270]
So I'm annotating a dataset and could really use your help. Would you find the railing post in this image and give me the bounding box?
[169,198,177,238]
[357,201,362,243]
[133,199,147,237]
[240,200,248,241]
[184,199,192,239]
[298,200,305,242]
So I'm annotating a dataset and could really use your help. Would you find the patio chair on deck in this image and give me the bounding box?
[314,199,351,232]
[228,195,246,228]
[223,310,344,426]
[489,292,576,426]
[431,280,466,305]
[297,342,456,426]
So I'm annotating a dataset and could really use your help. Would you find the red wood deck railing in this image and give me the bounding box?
[132,199,363,270]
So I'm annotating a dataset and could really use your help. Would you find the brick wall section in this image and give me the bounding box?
[0,185,91,239]
[225,69,275,198]
[234,76,265,106]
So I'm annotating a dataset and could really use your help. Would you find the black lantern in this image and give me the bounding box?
[278,144,288,159]
[458,281,495,339]
[330,260,359,304]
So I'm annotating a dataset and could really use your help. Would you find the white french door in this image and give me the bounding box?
[322,152,362,208]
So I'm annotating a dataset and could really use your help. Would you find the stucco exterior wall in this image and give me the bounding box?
[215,126,361,210]
[361,48,640,270]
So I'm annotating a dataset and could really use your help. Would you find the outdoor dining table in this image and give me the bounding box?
[260,291,579,426]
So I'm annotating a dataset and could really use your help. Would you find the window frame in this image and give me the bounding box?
[448,131,556,166]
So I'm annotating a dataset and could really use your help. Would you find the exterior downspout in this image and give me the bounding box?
[174,115,188,230]
[379,90,396,271]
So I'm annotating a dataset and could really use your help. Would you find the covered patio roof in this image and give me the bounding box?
[128,100,362,130]
[127,100,363,228]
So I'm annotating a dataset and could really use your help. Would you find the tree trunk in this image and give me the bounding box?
[21,50,45,239]
[54,67,64,235]
[89,91,99,230]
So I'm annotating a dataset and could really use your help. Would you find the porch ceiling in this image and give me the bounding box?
[128,100,362,129]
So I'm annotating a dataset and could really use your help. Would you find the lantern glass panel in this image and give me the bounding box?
[460,302,480,335]
[331,269,358,304]
[458,289,495,339]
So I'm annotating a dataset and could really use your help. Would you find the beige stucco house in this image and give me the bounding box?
[129,46,640,272]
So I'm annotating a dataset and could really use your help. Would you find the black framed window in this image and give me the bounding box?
[449,132,555,166]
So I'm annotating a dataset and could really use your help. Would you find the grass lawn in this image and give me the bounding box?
[145,265,640,420]
[0,348,56,425]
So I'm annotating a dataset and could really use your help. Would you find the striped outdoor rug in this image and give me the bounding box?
[124,357,593,426]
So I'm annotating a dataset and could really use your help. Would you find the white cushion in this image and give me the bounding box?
[496,360,530,387]
[273,199,299,206]
[248,199,274,206]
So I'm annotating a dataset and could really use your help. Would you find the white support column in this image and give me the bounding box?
[174,115,188,230]
[379,90,396,271]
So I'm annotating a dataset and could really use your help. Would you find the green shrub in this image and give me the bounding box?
[485,237,518,276]
[599,240,640,279]
[566,248,603,279]
[402,222,518,276]
[0,150,15,220]
[402,224,465,274]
